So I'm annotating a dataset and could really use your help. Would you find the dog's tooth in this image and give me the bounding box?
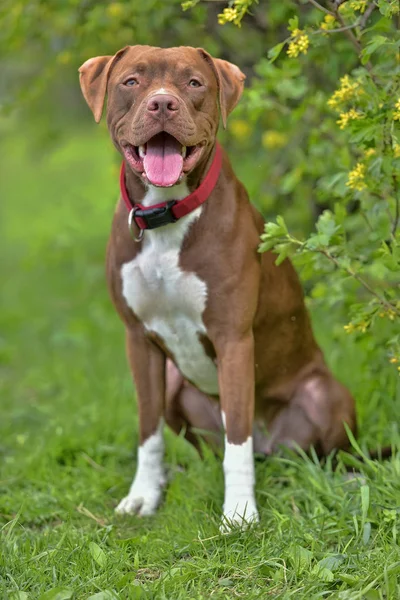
[139,145,146,158]
[181,146,187,158]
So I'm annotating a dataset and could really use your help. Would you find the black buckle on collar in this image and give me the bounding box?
[134,200,177,230]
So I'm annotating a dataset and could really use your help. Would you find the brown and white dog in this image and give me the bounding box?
[79,45,356,529]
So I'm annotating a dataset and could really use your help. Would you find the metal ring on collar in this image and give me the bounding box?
[128,208,144,242]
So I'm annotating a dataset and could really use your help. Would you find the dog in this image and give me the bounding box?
[79,45,356,529]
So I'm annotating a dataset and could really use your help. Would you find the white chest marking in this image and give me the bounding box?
[121,184,219,395]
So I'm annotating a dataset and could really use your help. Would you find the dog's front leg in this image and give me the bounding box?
[116,325,166,517]
[216,332,259,530]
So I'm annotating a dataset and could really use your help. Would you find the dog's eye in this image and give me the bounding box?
[188,79,202,88]
[124,78,138,87]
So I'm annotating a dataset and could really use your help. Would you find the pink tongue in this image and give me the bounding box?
[143,133,183,187]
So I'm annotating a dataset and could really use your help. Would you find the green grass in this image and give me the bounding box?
[1,125,400,600]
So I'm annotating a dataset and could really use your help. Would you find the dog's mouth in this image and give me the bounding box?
[122,132,204,187]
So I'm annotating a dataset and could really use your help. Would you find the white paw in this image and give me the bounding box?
[115,479,165,517]
[116,422,166,517]
[220,498,259,533]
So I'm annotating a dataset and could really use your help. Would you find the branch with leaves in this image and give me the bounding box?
[194,0,400,369]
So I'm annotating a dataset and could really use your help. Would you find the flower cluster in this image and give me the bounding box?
[393,98,400,121]
[344,320,368,333]
[327,75,361,111]
[348,0,367,12]
[389,357,400,374]
[385,309,397,321]
[287,29,309,58]
[320,14,336,31]
[346,162,366,191]
[364,148,376,159]
[336,109,362,130]
[262,130,288,149]
[230,119,251,140]
[107,2,124,17]
[218,7,241,25]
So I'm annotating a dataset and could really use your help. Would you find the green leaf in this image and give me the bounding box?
[218,578,234,587]
[312,565,334,582]
[9,594,29,600]
[339,573,359,585]
[38,589,73,600]
[89,542,107,568]
[258,239,277,253]
[263,221,286,237]
[344,422,365,457]
[349,123,380,143]
[280,167,302,194]
[268,43,285,63]
[181,0,200,10]
[87,592,119,600]
[360,35,388,64]
[318,554,344,572]
[290,546,313,574]
[315,210,340,246]
[304,234,320,251]
[334,203,347,225]
[275,243,291,265]
[288,16,299,32]
[276,215,288,234]
[361,484,370,525]
[363,521,372,545]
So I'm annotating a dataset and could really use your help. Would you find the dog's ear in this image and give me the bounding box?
[197,49,246,128]
[79,47,129,123]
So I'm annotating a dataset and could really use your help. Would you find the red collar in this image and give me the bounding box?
[120,142,222,235]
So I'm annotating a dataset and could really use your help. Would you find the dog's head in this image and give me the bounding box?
[79,45,245,187]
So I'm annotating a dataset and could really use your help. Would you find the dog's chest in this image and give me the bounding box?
[121,189,219,395]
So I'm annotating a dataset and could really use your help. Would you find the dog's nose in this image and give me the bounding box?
[147,94,179,115]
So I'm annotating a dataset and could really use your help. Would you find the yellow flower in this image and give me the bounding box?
[347,162,367,191]
[327,75,361,111]
[262,130,288,149]
[218,7,240,25]
[390,357,398,364]
[321,14,336,30]
[394,144,400,158]
[336,109,362,129]
[349,0,367,12]
[358,321,368,333]
[364,148,376,158]
[344,323,355,333]
[230,119,251,141]
[393,98,400,121]
[297,35,309,53]
[107,2,124,17]
[57,51,72,65]
[287,42,300,58]
[287,29,309,58]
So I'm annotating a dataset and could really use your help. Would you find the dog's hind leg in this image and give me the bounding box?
[257,372,357,457]
[165,360,223,452]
